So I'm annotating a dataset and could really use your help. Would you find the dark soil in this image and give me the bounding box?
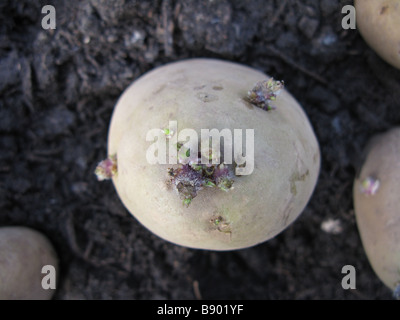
[1,0,399,300]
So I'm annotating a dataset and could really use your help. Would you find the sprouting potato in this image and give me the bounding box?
[0,226,58,300]
[353,127,400,297]
[98,58,320,250]
[355,0,400,69]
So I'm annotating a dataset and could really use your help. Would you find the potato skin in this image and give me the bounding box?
[355,0,400,69]
[108,58,320,250]
[353,128,400,291]
[0,226,58,300]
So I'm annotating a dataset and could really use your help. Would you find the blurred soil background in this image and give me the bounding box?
[1,0,400,299]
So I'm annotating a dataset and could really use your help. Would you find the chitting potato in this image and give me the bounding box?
[96,59,320,250]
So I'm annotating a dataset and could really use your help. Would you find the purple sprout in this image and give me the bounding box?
[168,150,235,206]
[247,78,284,111]
[168,164,205,207]
[95,154,117,181]
[360,176,380,195]
[213,163,234,192]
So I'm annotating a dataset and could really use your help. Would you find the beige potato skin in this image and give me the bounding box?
[108,59,320,250]
[355,0,400,69]
[0,226,58,299]
[354,128,400,291]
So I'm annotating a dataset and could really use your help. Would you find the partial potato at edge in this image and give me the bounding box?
[355,0,400,69]
[353,127,400,294]
[0,226,58,300]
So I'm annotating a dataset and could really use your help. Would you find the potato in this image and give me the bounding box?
[355,0,400,69]
[105,58,320,250]
[0,226,58,300]
[353,128,400,297]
